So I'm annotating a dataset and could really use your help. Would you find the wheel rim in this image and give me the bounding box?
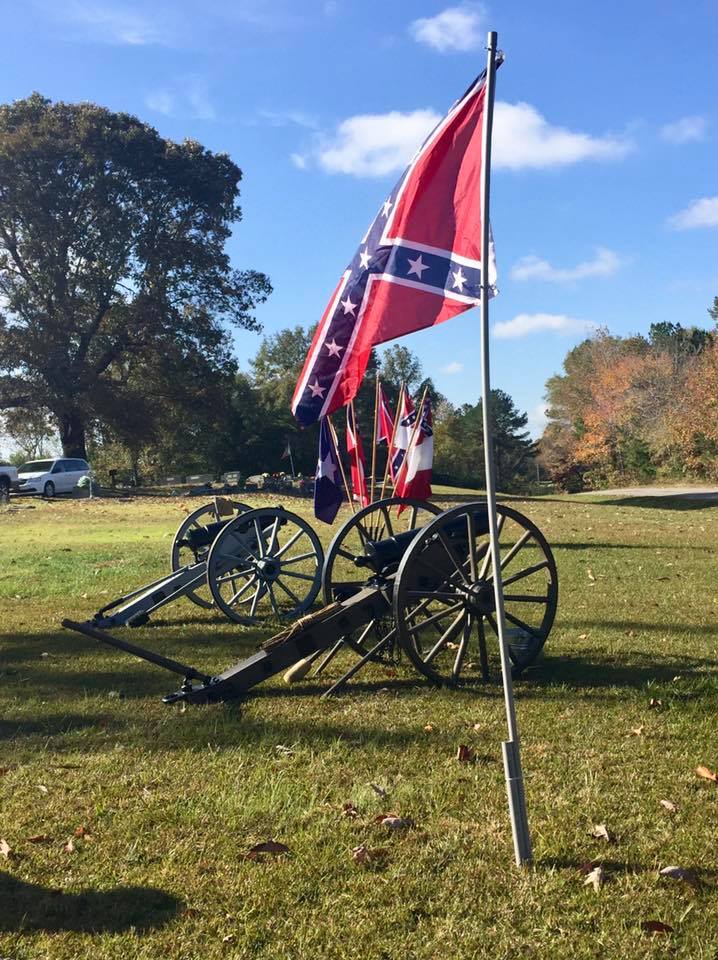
[206,507,324,625]
[171,500,251,609]
[393,502,558,685]
[322,497,441,661]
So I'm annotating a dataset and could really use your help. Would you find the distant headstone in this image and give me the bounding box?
[186,473,214,485]
[165,474,184,485]
[222,471,242,485]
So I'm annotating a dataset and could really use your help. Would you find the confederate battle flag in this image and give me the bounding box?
[345,405,369,508]
[292,63,500,427]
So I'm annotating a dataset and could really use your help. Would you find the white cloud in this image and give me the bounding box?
[527,403,549,439]
[145,76,215,121]
[441,361,463,374]
[661,115,707,144]
[668,196,718,230]
[493,313,593,340]
[493,102,631,169]
[511,247,624,283]
[409,3,485,53]
[258,109,318,129]
[56,1,171,45]
[145,90,175,116]
[290,152,308,170]
[316,109,441,177]
[297,100,631,178]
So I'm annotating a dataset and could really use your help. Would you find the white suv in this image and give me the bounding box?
[17,457,91,497]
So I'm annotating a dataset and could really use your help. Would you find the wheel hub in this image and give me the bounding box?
[466,580,495,615]
[257,558,280,582]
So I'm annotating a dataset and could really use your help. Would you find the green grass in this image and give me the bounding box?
[1,492,717,959]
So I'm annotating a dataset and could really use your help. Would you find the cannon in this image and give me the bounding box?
[62,497,558,703]
[74,498,324,630]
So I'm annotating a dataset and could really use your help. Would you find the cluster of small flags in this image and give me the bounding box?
[313,384,433,524]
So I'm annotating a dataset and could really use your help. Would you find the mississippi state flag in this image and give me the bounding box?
[346,405,370,507]
[389,392,416,482]
[376,385,394,444]
[395,396,433,509]
[292,62,500,427]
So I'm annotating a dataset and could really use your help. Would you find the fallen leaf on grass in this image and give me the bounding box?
[275,744,294,756]
[423,724,434,732]
[587,569,596,582]
[74,826,91,838]
[659,799,677,813]
[222,934,235,943]
[37,784,48,794]
[588,824,614,843]
[351,844,389,866]
[181,906,201,919]
[0,767,9,775]
[648,698,663,710]
[578,633,589,640]
[27,834,51,844]
[456,744,475,763]
[370,783,388,799]
[641,920,673,935]
[0,839,15,859]
[696,765,717,783]
[244,840,289,861]
[341,802,359,819]
[63,838,75,853]
[659,865,697,884]
[583,865,605,891]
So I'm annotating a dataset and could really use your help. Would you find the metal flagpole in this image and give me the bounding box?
[479,30,532,866]
[288,443,296,479]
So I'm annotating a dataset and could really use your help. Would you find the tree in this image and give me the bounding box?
[379,345,423,395]
[0,94,271,458]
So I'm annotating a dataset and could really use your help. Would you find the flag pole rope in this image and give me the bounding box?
[379,381,405,500]
[479,29,532,867]
[327,415,355,515]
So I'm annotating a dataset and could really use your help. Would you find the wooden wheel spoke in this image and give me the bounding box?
[503,594,548,604]
[274,577,301,606]
[404,590,462,603]
[422,611,466,665]
[500,560,550,588]
[266,516,281,556]
[466,512,478,581]
[275,528,305,558]
[504,610,543,640]
[228,576,258,605]
[479,512,503,579]
[435,530,468,583]
[266,582,280,617]
[451,616,472,683]
[498,529,533,572]
[380,505,394,538]
[404,600,465,636]
[280,550,317,566]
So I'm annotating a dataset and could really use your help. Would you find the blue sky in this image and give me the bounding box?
[3,0,718,437]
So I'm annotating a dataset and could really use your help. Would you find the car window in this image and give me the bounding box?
[19,460,54,472]
[51,462,65,473]
[76,460,89,470]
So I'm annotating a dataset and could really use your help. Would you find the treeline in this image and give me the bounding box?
[540,301,718,490]
[2,325,538,493]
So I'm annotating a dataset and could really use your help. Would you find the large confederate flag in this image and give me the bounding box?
[292,64,500,427]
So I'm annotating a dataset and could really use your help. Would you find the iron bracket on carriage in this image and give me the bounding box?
[62,496,558,703]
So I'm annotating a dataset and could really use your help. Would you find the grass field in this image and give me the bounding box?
[1,491,717,959]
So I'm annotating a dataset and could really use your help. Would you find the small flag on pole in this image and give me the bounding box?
[389,392,416,482]
[281,440,292,460]
[346,405,370,507]
[376,385,395,444]
[292,66,498,427]
[314,419,343,524]
[395,396,433,509]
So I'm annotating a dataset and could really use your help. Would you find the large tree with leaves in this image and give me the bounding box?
[0,94,271,458]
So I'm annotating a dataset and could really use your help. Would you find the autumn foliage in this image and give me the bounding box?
[540,308,718,489]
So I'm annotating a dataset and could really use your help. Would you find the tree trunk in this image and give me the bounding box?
[58,409,87,459]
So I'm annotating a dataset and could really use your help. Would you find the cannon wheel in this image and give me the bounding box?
[322,497,441,662]
[393,502,558,685]
[171,499,251,609]
[206,506,324,625]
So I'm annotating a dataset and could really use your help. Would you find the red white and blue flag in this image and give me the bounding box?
[376,385,394,445]
[389,392,415,483]
[395,396,433,509]
[292,64,499,427]
[346,405,370,507]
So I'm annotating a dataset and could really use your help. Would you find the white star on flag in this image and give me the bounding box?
[359,248,371,269]
[381,198,393,217]
[340,295,357,316]
[308,380,326,398]
[325,339,343,357]
[317,451,336,481]
[451,266,467,291]
[407,254,429,279]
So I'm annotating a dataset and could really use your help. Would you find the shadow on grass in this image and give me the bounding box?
[0,872,180,933]
[526,649,718,693]
[587,494,718,511]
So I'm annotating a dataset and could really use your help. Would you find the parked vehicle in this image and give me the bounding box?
[0,462,20,503]
[17,457,91,497]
